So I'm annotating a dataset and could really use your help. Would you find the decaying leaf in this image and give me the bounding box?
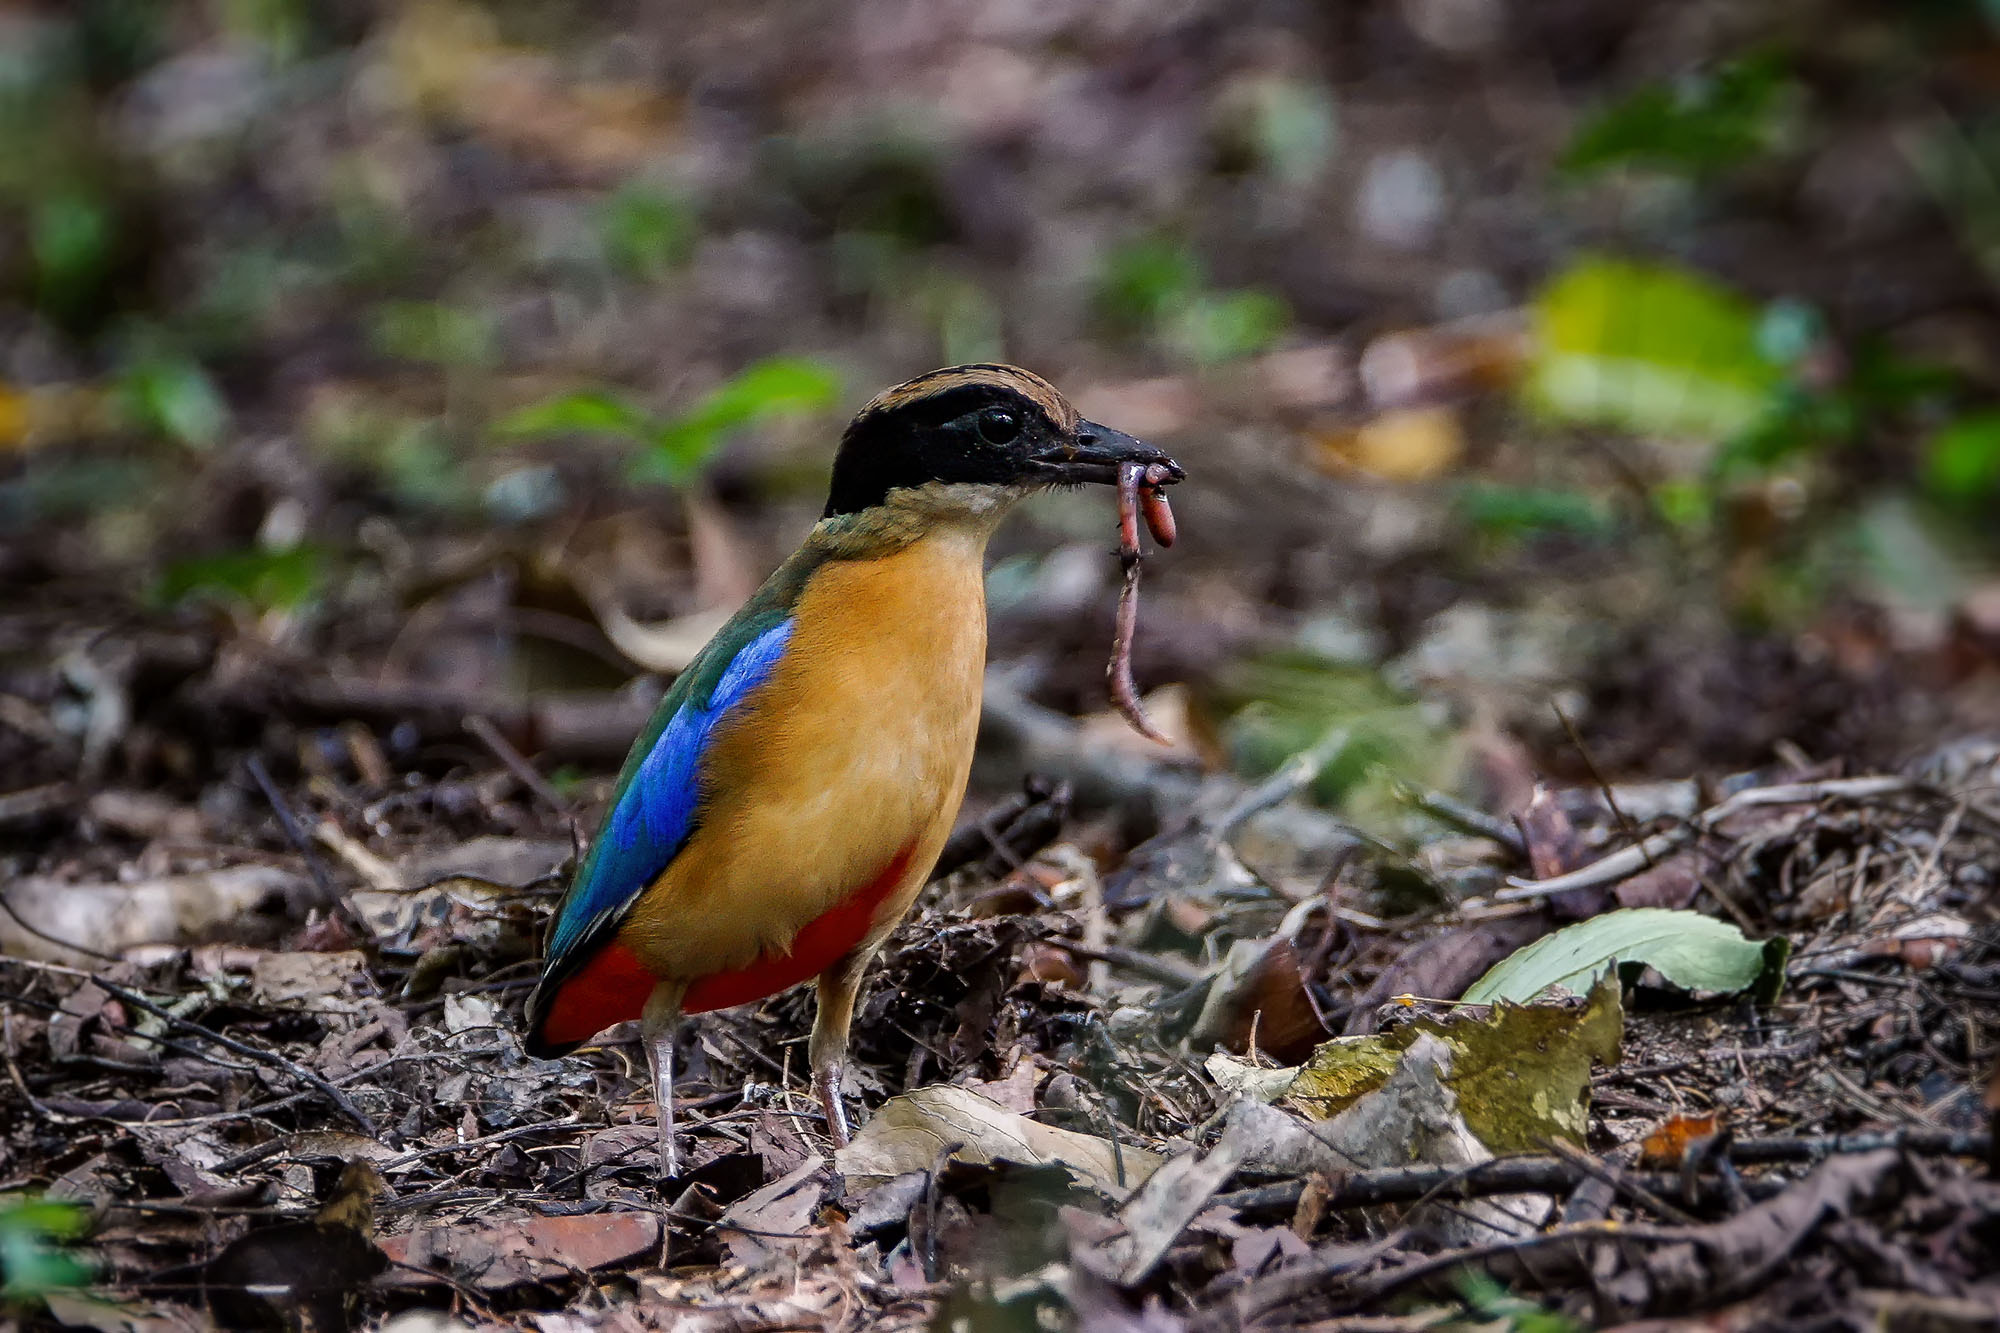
[836,1085,1161,1196]
[1286,973,1623,1152]
[250,950,369,1006]
[1071,1114,1256,1286]
[1203,1051,1299,1103]
[715,1161,834,1268]
[379,1212,662,1291]
[1462,907,1788,1006]
[1234,1041,1549,1242]
[1,867,307,965]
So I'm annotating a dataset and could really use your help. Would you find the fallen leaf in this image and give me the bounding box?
[962,1058,1042,1115]
[40,1293,208,1333]
[1,867,307,965]
[1640,1113,1723,1168]
[716,1161,833,1268]
[1071,1115,1255,1285]
[1289,973,1624,1152]
[251,950,369,1005]
[836,1085,1161,1196]
[1236,1041,1550,1243]
[1203,1051,1299,1103]
[1462,907,1788,1005]
[1187,935,1329,1064]
[380,1213,662,1291]
[1313,406,1466,482]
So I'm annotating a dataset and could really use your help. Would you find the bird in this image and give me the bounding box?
[522,363,1183,1178]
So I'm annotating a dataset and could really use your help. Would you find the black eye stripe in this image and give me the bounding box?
[825,380,1065,517]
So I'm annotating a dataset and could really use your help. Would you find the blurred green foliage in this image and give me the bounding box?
[1926,409,2000,504]
[157,545,325,613]
[1453,1271,1582,1333]
[1221,652,1449,834]
[1211,75,1338,185]
[116,334,230,450]
[598,184,697,281]
[1526,256,1781,440]
[370,302,498,369]
[1097,237,1290,365]
[1562,54,1799,180]
[1458,483,1614,542]
[0,1197,89,1303]
[501,356,843,485]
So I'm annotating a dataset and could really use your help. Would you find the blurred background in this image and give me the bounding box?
[6,0,2000,858]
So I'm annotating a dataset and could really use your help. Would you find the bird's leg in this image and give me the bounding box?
[810,950,876,1149]
[640,984,684,1181]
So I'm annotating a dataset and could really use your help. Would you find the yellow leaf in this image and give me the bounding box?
[1313,406,1465,482]
[0,383,28,448]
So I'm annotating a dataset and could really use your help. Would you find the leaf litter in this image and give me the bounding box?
[2,730,1996,1330]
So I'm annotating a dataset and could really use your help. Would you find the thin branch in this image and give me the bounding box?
[1493,776,1914,901]
[90,976,379,1137]
[1214,1128,1989,1217]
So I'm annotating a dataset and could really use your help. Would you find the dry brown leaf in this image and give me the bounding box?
[251,950,370,1005]
[836,1085,1161,1195]
[1,866,307,965]
[380,1212,662,1291]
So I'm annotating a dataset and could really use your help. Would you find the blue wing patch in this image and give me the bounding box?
[545,617,795,962]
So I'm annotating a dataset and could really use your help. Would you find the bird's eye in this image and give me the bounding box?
[976,408,1021,445]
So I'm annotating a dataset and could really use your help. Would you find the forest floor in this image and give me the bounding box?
[4,1,2000,1329]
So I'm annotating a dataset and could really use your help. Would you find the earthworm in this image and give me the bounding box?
[1140,463,1177,546]
[1110,462,1176,745]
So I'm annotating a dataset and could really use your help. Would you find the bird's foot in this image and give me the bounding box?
[814,1061,851,1149]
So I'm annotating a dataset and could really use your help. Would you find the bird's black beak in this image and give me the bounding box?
[1027,421,1185,486]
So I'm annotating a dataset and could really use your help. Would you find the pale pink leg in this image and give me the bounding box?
[641,984,683,1179]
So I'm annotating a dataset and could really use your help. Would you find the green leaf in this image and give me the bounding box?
[370,301,495,368]
[1097,238,1203,331]
[1457,482,1614,540]
[639,356,842,484]
[1463,907,1788,1006]
[1168,289,1290,364]
[497,389,654,442]
[0,1197,90,1300]
[30,191,116,318]
[156,545,325,613]
[1562,54,1796,180]
[118,349,229,450]
[1926,410,2000,503]
[598,184,696,280]
[1524,256,1782,440]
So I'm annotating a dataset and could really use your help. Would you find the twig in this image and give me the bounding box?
[1552,698,1647,860]
[465,713,569,816]
[1214,1128,1989,1217]
[1541,1137,1698,1225]
[0,782,74,827]
[89,977,379,1137]
[1213,726,1352,840]
[245,754,343,914]
[1062,942,1206,988]
[1391,781,1526,856]
[1493,776,1914,901]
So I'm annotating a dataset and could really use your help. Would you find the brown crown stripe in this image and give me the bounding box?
[859,364,1079,430]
